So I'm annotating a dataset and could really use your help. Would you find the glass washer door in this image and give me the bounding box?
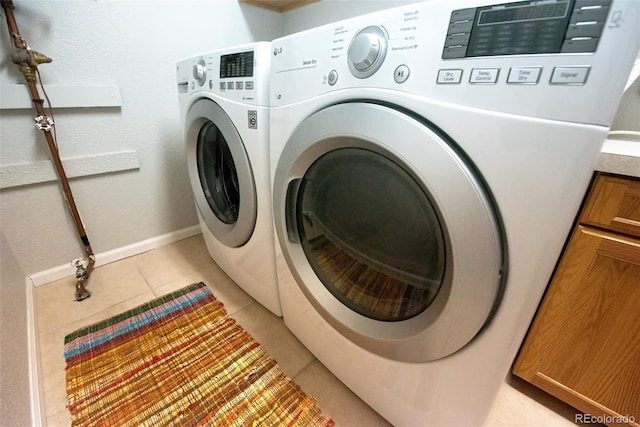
[197,121,240,225]
[273,102,505,362]
[186,98,257,248]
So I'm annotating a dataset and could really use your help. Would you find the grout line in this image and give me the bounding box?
[291,357,318,382]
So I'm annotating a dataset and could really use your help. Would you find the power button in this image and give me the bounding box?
[328,70,338,86]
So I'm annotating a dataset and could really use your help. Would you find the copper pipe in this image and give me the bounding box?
[2,0,93,300]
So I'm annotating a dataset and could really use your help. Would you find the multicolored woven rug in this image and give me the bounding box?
[64,282,334,426]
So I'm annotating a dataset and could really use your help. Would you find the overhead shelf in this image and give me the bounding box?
[239,0,320,12]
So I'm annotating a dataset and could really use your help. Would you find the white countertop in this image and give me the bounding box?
[597,137,640,179]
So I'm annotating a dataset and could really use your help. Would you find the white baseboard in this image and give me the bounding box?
[26,278,44,427]
[29,225,202,287]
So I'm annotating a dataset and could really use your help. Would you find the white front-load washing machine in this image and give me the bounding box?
[177,42,281,316]
[269,1,639,425]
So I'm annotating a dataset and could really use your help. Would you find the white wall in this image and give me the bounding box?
[0,1,282,276]
[0,231,31,426]
[283,0,420,34]
[611,77,640,133]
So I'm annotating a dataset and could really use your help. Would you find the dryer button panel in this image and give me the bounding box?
[436,65,590,85]
[443,0,611,59]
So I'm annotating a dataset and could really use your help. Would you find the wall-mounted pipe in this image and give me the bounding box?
[1,0,94,301]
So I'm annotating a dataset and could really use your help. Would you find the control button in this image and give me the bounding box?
[550,67,590,85]
[444,33,471,48]
[470,68,499,84]
[561,38,599,53]
[394,65,410,84]
[227,82,234,90]
[437,69,463,84]
[566,22,604,38]
[442,46,467,59]
[447,20,473,35]
[575,0,611,6]
[236,81,244,90]
[245,81,254,90]
[449,8,476,23]
[570,6,609,23]
[507,67,542,84]
[219,82,226,91]
[328,70,338,86]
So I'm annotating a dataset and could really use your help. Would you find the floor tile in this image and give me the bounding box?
[294,359,392,426]
[132,235,211,289]
[35,257,151,335]
[485,375,580,426]
[152,261,254,315]
[231,302,315,379]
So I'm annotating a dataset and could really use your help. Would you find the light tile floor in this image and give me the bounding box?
[36,235,583,426]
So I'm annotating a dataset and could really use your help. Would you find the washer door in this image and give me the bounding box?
[186,98,256,247]
[273,103,504,362]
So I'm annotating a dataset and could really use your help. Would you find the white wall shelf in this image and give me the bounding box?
[0,84,121,109]
[0,151,139,189]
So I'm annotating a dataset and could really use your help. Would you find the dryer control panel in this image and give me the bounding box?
[270,0,639,126]
[443,0,610,59]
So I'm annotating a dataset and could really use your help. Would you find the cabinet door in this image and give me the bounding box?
[513,225,640,426]
[581,174,640,239]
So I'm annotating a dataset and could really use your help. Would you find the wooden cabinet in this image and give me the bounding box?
[513,173,640,427]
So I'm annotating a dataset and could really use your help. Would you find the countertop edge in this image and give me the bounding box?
[597,139,640,179]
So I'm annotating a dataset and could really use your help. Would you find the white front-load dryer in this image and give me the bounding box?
[177,42,281,316]
[269,1,639,425]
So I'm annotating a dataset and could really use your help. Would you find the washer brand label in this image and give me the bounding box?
[248,110,257,129]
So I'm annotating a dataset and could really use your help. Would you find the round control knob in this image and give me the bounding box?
[193,60,207,86]
[348,26,388,79]
[350,33,381,71]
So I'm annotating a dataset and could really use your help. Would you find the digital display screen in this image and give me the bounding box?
[478,1,569,25]
[220,51,254,78]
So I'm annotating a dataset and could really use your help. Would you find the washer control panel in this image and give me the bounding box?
[177,42,271,107]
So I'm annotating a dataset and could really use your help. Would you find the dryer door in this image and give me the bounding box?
[186,98,256,247]
[273,103,505,362]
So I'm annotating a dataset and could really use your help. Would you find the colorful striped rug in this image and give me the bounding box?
[64,282,334,426]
